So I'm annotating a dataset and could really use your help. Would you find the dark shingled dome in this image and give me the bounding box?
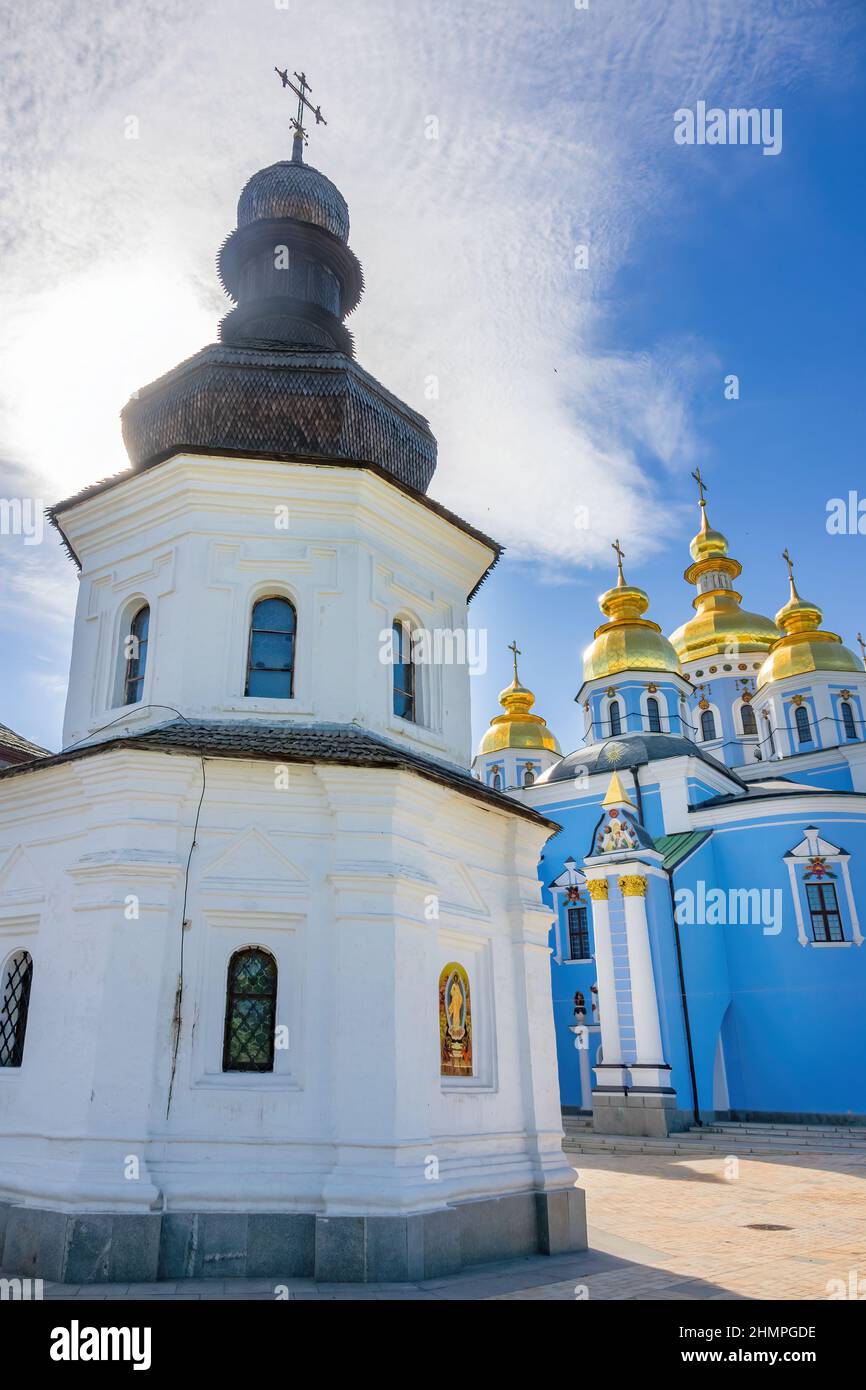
[237,160,350,241]
[536,733,748,789]
[120,146,437,494]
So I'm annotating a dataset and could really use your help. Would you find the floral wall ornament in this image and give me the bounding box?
[791,694,805,706]
[646,682,658,693]
[439,962,473,1077]
[840,689,852,700]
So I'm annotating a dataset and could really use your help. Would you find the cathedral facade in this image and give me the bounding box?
[475,501,866,1136]
[0,127,584,1283]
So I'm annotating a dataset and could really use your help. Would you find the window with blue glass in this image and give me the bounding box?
[841,701,858,741]
[741,703,757,735]
[794,704,812,744]
[123,605,150,705]
[246,597,296,698]
[805,881,844,943]
[700,709,716,742]
[392,620,416,722]
[567,905,590,960]
[646,696,661,733]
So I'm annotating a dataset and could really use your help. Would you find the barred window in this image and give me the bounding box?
[246,597,296,699]
[806,882,844,943]
[0,951,33,1068]
[567,906,590,960]
[222,948,278,1073]
[123,605,150,706]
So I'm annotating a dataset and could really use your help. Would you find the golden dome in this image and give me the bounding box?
[582,542,681,682]
[476,648,561,756]
[757,556,862,689]
[669,489,779,664]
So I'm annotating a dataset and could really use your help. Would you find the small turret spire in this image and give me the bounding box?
[857,633,866,670]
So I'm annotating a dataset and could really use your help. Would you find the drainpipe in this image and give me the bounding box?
[629,764,645,824]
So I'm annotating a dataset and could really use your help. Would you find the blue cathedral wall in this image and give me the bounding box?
[541,789,866,1122]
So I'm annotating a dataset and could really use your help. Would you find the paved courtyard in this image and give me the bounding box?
[24,1149,866,1300]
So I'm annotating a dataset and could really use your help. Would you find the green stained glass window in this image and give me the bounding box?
[222,948,278,1072]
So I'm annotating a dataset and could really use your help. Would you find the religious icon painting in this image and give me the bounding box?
[439,961,473,1077]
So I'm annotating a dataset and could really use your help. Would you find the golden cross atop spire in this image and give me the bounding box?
[782,547,795,582]
[508,639,522,684]
[691,466,708,507]
[857,632,866,668]
[611,538,626,584]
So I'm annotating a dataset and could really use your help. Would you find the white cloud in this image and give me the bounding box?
[0,0,855,582]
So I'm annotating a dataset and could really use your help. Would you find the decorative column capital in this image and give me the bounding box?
[619,874,648,898]
[586,879,609,901]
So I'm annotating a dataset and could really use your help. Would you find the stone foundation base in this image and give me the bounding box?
[0,1187,586,1284]
[592,1090,683,1138]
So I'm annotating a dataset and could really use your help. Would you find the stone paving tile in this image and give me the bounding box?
[20,1148,865,1301]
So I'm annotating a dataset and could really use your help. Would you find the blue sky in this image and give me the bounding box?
[0,0,864,754]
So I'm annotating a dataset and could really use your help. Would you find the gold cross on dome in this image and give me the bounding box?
[508,639,521,683]
[691,466,708,506]
[782,547,795,582]
[857,632,866,667]
[611,538,626,582]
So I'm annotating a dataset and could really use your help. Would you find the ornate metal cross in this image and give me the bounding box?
[857,632,866,667]
[275,66,327,148]
[611,538,626,580]
[691,466,708,505]
[508,639,522,683]
[782,547,795,583]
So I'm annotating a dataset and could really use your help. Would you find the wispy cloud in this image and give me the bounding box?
[0,0,857,585]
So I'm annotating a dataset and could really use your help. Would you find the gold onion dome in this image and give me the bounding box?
[669,492,779,664]
[476,648,561,756]
[582,544,681,682]
[757,554,862,689]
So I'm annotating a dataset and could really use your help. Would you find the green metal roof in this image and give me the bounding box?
[653,830,712,871]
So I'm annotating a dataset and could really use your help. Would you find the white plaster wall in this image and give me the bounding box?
[0,748,573,1216]
[59,456,494,769]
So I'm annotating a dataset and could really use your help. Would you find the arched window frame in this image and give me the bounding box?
[794,703,813,746]
[222,946,278,1074]
[0,949,34,1069]
[391,615,418,723]
[645,695,662,734]
[736,699,758,737]
[607,698,623,737]
[245,594,297,700]
[113,596,151,708]
[700,707,719,743]
[840,700,858,742]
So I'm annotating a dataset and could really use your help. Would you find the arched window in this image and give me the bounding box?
[123,605,150,706]
[700,709,717,742]
[608,700,622,736]
[794,705,812,744]
[222,948,278,1073]
[523,764,536,787]
[841,701,858,740]
[246,597,296,699]
[392,620,416,722]
[740,703,758,736]
[491,767,502,791]
[0,951,33,1068]
[646,697,661,734]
